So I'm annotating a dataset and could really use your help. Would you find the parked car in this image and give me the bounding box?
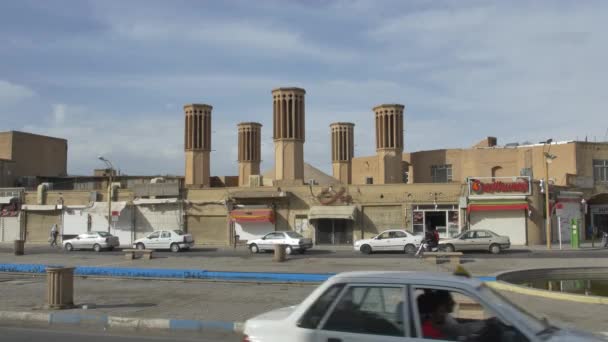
[353,229,422,254]
[440,229,510,254]
[133,230,194,252]
[63,231,120,252]
[247,231,313,255]
[243,271,603,342]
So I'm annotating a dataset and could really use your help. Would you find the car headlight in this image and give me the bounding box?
[354,241,361,246]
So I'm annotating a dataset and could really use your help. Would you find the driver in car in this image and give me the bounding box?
[418,290,486,340]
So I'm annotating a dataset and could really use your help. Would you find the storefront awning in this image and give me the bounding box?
[308,205,357,221]
[21,204,58,211]
[467,200,528,213]
[0,196,18,204]
[230,208,274,223]
[132,198,178,205]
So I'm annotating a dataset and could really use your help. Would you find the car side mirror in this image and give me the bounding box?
[376,236,381,240]
[261,237,266,240]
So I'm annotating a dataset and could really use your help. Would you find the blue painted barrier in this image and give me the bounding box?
[0,263,496,283]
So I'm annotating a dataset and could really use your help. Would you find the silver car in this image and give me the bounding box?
[63,231,120,252]
[440,229,510,254]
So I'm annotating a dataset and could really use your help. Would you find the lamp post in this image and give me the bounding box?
[98,156,114,233]
[543,146,557,249]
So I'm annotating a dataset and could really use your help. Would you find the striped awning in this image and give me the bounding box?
[467,199,528,213]
[230,208,274,223]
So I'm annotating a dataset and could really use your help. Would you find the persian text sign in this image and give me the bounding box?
[468,177,531,196]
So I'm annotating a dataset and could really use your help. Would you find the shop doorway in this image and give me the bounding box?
[315,219,353,245]
[425,211,447,237]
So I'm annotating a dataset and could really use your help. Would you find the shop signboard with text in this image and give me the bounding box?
[468,176,531,197]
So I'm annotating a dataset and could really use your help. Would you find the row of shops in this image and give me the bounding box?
[1,176,607,247]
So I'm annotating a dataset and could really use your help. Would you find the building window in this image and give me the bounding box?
[365,177,373,184]
[594,160,608,183]
[431,164,452,183]
[402,171,409,183]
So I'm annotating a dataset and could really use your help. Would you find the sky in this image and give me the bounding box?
[1,0,607,177]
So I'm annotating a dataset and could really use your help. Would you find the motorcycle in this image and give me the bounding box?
[415,238,440,257]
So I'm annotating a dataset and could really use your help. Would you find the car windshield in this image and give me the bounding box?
[478,284,546,333]
[285,231,304,238]
[97,232,110,237]
[173,230,186,235]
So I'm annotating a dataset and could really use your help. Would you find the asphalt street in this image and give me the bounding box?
[0,322,240,342]
[2,244,608,259]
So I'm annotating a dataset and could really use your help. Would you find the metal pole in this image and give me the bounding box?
[108,170,112,233]
[545,159,551,249]
[558,216,562,250]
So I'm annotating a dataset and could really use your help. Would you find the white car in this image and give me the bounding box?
[243,271,603,342]
[247,231,313,255]
[354,229,422,254]
[133,230,194,252]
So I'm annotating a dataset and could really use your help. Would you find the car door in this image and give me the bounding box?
[146,231,161,249]
[391,231,409,251]
[474,231,492,251]
[259,233,276,250]
[314,284,408,342]
[73,234,87,249]
[373,231,391,251]
[457,231,476,251]
[158,231,173,249]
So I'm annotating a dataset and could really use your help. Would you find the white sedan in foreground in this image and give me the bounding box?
[244,271,603,342]
[247,231,313,255]
[354,229,422,254]
[133,230,194,252]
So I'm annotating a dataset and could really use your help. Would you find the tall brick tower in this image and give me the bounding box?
[330,122,354,184]
[272,87,305,185]
[184,104,212,186]
[374,104,404,184]
[237,122,262,186]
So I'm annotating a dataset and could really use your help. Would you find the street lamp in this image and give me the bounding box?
[542,141,557,249]
[98,156,114,233]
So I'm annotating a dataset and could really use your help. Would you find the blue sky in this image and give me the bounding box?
[1,0,607,176]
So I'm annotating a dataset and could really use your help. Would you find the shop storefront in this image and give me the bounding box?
[411,204,460,238]
[308,205,357,245]
[466,177,531,245]
[590,204,608,236]
[230,206,275,241]
[1,196,21,241]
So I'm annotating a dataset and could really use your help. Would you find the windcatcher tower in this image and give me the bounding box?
[330,122,354,184]
[272,87,305,185]
[184,104,212,186]
[374,104,404,184]
[237,122,262,186]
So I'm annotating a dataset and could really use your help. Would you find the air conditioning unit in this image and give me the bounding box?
[307,179,317,185]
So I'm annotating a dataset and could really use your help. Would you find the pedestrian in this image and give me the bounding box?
[50,224,58,247]
[602,229,608,248]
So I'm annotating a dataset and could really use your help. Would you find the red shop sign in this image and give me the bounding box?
[470,179,529,195]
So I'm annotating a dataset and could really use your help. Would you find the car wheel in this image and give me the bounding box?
[490,244,501,254]
[93,244,101,252]
[65,243,73,252]
[136,243,145,250]
[360,244,372,254]
[404,244,417,254]
[444,244,456,252]
[285,246,293,255]
[249,244,259,253]
[170,243,180,253]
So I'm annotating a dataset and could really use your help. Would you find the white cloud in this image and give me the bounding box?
[52,104,67,124]
[0,80,35,105]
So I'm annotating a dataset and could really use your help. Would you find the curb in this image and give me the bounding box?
[487,281,608,305]
[0,310,243,333]
[0,263,497,284]
[0,263,334,283]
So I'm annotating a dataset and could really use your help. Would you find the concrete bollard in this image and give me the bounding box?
[46,267,75,309]
[273,244,287,262]
[13,240,25,256]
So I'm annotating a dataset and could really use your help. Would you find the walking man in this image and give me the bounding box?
[50,224,58,247]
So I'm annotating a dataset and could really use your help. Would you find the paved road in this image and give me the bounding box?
[0,322,239,342]
[3,244,608,259]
